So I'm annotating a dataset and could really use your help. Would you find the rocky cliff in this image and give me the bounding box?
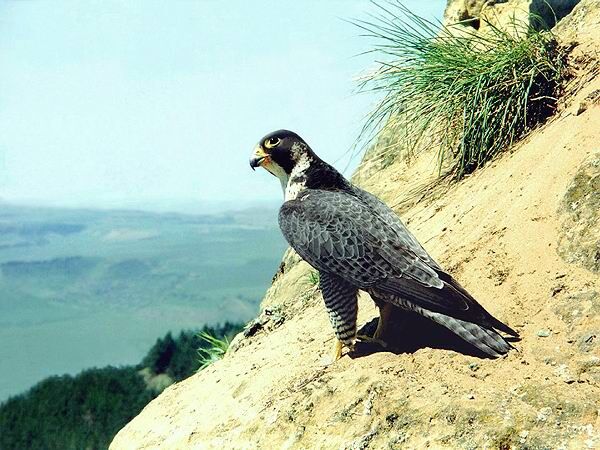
[111,2,600,448]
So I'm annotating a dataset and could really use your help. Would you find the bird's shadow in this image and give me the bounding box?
[351,309,519,360]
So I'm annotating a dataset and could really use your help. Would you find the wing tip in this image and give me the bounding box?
[491,319,520,338]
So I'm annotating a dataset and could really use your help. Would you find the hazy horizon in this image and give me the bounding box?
[0,196,280,216]
[0,1,445,213]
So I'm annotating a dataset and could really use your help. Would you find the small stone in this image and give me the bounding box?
[468,363,479,371]
[555,364,576,384]
[537,407,552,422]
[579,333,598,353]
[537,329,551,337]
[551,284,565,296]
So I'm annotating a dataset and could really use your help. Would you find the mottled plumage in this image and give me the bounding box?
[250,130,517,361]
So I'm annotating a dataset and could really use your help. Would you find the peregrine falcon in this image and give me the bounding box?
[250,130,518,362]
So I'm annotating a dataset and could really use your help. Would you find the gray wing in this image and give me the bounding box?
[279,189,443,290]
[350,186,442,270]
[279,189,517,335]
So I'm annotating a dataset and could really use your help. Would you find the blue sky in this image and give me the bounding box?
[0,0,445,212]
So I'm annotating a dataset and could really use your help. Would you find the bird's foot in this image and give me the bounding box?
[357,334,388,348]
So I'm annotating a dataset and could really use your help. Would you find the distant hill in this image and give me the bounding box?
[0,323,242,450]
[0,205,286,401]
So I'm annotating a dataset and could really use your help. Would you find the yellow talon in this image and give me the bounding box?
[320,339,345,366]
[333,339,343,361]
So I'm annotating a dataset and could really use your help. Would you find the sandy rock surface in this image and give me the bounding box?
[111,4,600,449]
[444,0,582,35]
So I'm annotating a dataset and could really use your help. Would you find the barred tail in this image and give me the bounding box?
[417,308,514,357]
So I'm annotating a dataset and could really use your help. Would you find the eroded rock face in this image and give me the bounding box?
[557,154,600,273]
[444,0,581,34]
[109,5,600,449]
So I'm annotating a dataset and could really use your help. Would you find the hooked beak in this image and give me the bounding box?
[249,145,269,171]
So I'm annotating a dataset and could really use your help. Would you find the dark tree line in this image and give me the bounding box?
[142,321,241,381]
[0,322,243,450]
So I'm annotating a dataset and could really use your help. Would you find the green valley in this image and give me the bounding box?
[0,204,286,401]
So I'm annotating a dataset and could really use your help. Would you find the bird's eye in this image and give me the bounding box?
[264,137,281,149]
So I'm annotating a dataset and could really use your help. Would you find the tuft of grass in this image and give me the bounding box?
[197,331,230,371]
[354,1,568,179]
[307,270,320,286]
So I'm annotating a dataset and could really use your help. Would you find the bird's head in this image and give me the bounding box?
[250,129,350,200]
[249,130,314,184]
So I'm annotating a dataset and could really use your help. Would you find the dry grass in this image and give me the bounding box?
[354,1,568,180]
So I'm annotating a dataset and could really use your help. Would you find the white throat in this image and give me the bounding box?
[283,153,311,201]
[265,144,312,202]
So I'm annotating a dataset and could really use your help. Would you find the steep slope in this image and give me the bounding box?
[111,8,600,450]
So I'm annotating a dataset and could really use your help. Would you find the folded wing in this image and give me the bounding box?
[279,189,517,336]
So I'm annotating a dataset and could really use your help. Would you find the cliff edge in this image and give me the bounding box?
[111,3,600,448]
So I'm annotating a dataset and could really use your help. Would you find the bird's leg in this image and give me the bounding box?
[357,302,393,348]
[318,272,359,365]
[374,302,394,341]
[356,334,388,348]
